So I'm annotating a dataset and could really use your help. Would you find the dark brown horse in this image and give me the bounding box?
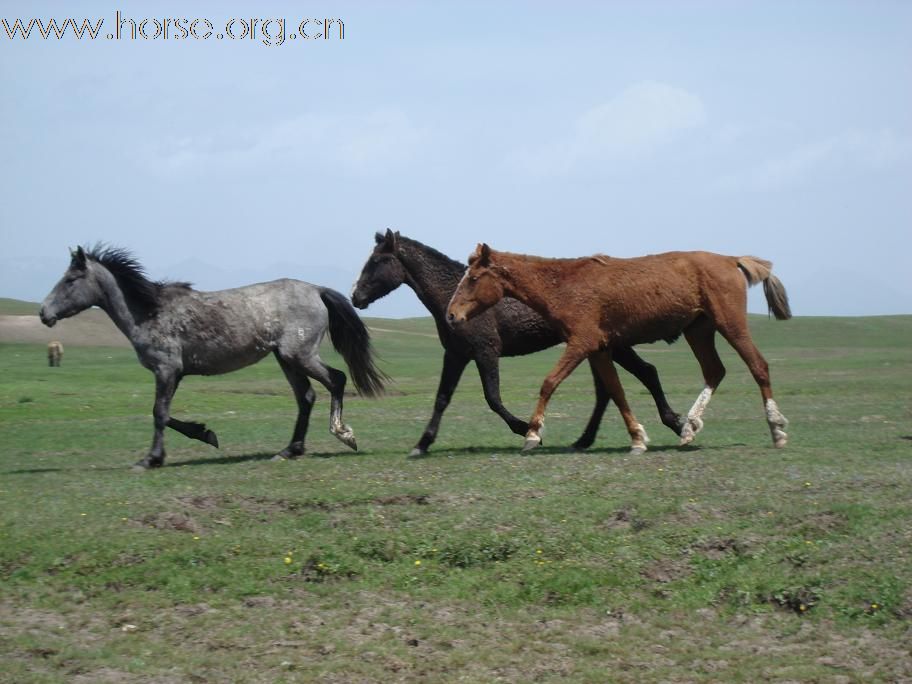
[351,231,685,455]
[447,245,791,454]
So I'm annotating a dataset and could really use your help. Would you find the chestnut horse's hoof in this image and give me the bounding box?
[629,445,648,456]
[522,433,542,452]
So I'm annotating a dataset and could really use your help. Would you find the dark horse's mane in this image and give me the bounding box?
[395,234,467,271]
[85,244,191,314]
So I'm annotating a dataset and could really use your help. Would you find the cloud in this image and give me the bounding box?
[512,81,706,177]
[137,109,427,177]
[714,128,912,192]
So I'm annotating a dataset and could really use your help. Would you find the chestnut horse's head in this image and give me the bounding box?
[446,243,505,328]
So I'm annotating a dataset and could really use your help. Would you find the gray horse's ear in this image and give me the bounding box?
[374,232,385,245]
[72,246,87,267]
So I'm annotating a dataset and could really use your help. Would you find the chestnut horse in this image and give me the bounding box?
[447,245,791,454]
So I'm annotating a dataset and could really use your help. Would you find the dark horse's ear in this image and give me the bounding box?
[382,228,400,252]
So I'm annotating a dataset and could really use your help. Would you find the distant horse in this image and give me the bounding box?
[47,341,63,367]
[447,244,791,454]
[40,245,387,469]
[351,230,684,455]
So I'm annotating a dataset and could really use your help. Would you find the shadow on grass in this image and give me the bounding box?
[412,441,750,459]
[168,449,359,468]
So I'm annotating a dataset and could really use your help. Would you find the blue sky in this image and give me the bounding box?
[1,1,910,317]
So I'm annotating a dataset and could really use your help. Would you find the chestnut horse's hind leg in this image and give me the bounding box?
[680,318,726,445]
[589,351,649,455]
[523,344,588,452]
[716,322,789,448]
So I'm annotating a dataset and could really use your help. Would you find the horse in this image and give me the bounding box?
[351,230,684,456]
[47,340,64,367]
[39,245,387,469]
[447,244,791,454]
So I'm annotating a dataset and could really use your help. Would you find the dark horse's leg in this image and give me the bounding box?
[475,350,530,437]
[570,358,611,451]
[274,353,317,459]
[135,372,180,469]
[167,418,219,448]
[410,350,469,457]
[613,346,685,436]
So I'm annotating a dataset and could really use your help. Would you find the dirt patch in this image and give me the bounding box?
[693,537,750,559]
[642,558,691,584]
[601,506,650,532]
[136,512,203,535]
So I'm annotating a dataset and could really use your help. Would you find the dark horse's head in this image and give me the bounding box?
[350,229,408,309]
[447,243,505,328]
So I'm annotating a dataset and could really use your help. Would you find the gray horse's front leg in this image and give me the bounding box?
[135,372,179,470]
[475,352,529,437]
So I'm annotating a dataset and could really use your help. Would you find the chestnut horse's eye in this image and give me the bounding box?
[469,276,478,283]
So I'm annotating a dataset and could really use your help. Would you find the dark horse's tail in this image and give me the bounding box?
[319,288,388,397]
[737,256,792,320]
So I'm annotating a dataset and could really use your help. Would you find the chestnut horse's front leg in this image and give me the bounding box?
[589,351,649,455]
[523,343,588,452]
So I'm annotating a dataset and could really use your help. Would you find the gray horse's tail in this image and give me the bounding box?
[319,288,388,397]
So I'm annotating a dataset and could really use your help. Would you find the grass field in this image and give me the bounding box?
[1,304,911,682]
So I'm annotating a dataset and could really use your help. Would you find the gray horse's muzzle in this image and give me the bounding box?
[39,307,57,327]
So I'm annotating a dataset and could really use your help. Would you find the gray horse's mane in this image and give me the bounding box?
[85,244,191,314]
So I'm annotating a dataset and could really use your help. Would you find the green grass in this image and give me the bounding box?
[0,297,40,316]
[1,315,911,682]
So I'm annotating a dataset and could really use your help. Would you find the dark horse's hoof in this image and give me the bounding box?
[204,430,219,448]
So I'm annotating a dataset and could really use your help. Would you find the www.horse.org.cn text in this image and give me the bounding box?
[1,12,345,47]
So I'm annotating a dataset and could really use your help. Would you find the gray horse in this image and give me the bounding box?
[39,245,387,469]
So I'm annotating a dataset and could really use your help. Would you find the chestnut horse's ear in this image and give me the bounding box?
[478,243,492,264]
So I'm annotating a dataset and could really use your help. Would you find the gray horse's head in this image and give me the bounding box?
[39,247,101,327]
[350,229,408,309]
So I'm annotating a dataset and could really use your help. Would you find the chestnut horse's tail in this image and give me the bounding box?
[737,256,792,320]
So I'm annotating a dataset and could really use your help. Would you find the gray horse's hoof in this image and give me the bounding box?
[132,457,163,471]
[204,430,219,449]
[333,426,358,451]
[408,447,428,458]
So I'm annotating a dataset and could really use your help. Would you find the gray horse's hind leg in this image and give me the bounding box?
[167,417,219,448]
[301,355,358,451]
[274,354,317,459]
